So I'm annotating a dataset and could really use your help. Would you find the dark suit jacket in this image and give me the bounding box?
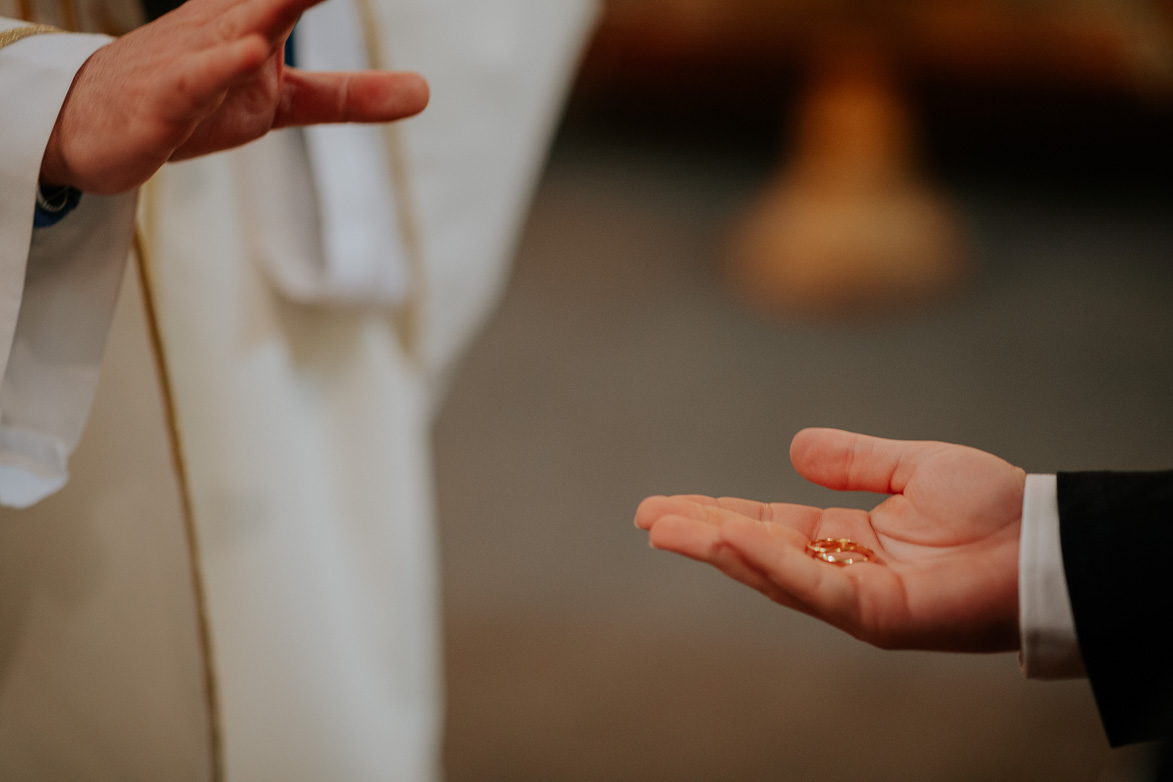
[1058,471,1173,748]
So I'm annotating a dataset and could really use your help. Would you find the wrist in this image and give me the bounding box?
[40,94,77,190]
[38,44,101,192]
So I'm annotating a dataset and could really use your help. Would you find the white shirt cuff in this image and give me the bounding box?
[1018,473,1085,678]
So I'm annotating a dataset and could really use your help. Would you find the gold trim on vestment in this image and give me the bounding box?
[133,225,225,782]
[352,0,427,363]
[0,22,59,50]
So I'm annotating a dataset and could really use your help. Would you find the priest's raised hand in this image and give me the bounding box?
[634,428,1025,653]
[38,0,429,194]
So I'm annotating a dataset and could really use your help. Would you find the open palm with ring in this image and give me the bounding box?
[635,428,1026,653]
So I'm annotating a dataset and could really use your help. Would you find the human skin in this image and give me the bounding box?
[38,0,429,194]
[634,428,1025,652]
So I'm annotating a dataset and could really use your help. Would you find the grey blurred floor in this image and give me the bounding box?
[434,126,1173,781]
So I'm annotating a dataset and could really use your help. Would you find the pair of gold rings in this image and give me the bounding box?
[805,538,875,566]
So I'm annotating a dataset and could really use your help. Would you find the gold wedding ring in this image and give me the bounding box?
[805,538,875,566]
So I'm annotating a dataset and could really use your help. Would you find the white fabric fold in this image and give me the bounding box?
[1019,473,1086,678]
[386,0,602,391]
[0,23,137,508]
[240,0,410,307]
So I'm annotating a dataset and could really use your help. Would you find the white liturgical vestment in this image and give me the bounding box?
[0,1,597,779]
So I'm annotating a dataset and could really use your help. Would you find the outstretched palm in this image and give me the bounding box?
[41,0,429,194]
[635,428,1025,652]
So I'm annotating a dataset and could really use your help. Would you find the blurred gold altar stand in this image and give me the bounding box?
[576,0,1173,319]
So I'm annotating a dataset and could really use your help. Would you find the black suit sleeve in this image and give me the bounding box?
[1057,471,1173,747]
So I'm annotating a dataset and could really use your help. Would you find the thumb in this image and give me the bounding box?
[790,428,930,495]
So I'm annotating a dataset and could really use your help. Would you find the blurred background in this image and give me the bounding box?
[435,1,1173,779]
